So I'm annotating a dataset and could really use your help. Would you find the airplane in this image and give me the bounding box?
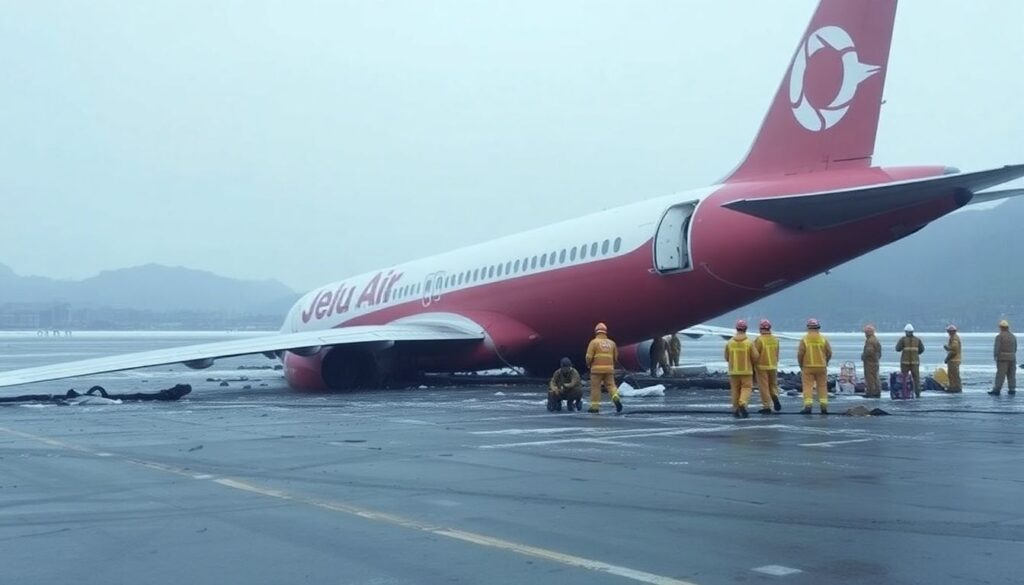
[2,0,1023,392]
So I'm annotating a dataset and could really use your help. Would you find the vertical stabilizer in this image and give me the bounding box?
[726,0,898,182]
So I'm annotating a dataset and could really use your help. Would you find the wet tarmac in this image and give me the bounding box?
[1,333,1022,585]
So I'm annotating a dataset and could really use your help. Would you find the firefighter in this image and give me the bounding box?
[943,324,963,393]
[752,319,781,413]
[585,322,623,413]
[548,357,583,411]
[895,324,924,397]
[649,336,671,377]
[798,318,832,414]
[988,320,1017,396]
[725,320,759,418]
[668,333,682,367]
[861,325,882,398]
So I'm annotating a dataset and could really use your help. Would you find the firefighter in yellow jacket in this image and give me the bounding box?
[725,320,759,418]
[753,319,781,414]
[585,322,623,413]
[798,318,832,415]
[943,324,963,393]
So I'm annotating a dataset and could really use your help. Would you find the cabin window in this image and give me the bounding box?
[602,240,610,255]
[505,261,512,274]
[614,237,622,253]
[539,254,547,268]
[473,268,479,281]
[559,249,566,263]
[496,263,503,277]
[590,242,599,257]
[514,259,521,273]
[530,256,538,269]
[570,247,577,261]
[580,245,588,259]
[488,266,495,278]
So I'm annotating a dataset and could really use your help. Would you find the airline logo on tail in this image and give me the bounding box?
[789,26,881,132]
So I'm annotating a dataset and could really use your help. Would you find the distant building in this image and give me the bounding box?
[0,303,69,329]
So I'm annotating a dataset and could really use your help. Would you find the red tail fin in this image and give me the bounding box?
[725,0,898,182]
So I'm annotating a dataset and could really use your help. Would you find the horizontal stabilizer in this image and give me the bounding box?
[969,187,1024,206]
[0,322,484,390]
[722,165,1024,230]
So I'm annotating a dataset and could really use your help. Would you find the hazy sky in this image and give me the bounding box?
[2,0,1022,291]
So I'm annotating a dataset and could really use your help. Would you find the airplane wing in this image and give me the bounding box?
[0,322,484,389]
[680,325,736,340]
[722,165,1024,230]
[680,325,800,341]
[948,187,1024,214]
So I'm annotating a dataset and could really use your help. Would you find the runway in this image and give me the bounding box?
[1,332,1021,584]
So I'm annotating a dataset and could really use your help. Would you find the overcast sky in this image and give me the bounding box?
[2,0,1022,291]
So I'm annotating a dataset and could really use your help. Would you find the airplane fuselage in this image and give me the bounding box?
[282,163,956,390]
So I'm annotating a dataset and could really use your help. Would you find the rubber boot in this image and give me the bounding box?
[758,408,773,415]
[738,405,749,419]
[800,406,812,415]
[574,399,583,411]
[613,396,623,413]
[987,390,1001,396]
[820,405,828,415]
[772,396,782,412]
[1009,390,1017,396]
[588,406,599,413]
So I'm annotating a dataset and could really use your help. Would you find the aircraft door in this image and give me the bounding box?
[653,202,697,273]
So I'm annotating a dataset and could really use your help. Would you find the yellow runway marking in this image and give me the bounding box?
[0,424,698,585]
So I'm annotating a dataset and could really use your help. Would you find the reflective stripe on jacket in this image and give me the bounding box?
[586,334,618,374]
[799,333,831,369]
[754,333,779,370]
[725,334,758,376]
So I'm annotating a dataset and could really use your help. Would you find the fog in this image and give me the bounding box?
[1,0,1022,291]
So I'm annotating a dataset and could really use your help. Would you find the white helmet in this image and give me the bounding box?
[904,323,914,333]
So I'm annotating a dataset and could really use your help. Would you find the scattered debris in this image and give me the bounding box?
[0,384,191,405]
[618,382,666,397]
[845,406,890,416]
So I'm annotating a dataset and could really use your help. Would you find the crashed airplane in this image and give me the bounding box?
[2,0,1022,391]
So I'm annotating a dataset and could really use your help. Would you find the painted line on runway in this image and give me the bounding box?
[752,565,802,576]
[0,424,699,585]
[478,424,748,449]
[797,438,873,448]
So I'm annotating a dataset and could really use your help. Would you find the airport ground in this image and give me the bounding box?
[1,332,1021,585]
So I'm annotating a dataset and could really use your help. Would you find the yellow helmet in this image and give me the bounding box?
[594,322,608,334]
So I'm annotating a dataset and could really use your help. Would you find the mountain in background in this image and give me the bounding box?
[715,196,1024,331]
[0,263,299,322]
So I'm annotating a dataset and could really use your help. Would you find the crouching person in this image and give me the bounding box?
[548,357,583,412]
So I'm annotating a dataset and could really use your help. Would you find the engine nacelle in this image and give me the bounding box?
[183,358,215,370]
[618,340,654,372]
[288,345,322,357]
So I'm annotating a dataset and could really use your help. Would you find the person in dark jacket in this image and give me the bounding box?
[548,357,583,411]
[988,320,1017,396]
[895,324,924,397]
